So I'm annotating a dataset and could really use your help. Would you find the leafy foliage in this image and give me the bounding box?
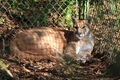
[0,61,13,78]
[0,0,120,79]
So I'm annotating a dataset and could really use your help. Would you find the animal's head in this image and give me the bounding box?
[72,17,92,39]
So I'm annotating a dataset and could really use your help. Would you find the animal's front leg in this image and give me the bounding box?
[63,42,80,62]
[77,51,92,63]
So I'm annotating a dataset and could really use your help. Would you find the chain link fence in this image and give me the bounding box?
[0,0,89,50]
[0,0,79,52]
[0,0,78,29]
[0,0,120,61]
[0,0,120,79]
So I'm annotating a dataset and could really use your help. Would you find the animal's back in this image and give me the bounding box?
[10,27,71,62]
[10,17,94,63]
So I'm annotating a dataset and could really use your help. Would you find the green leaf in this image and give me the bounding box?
[0,61,13,77]
[0,17,4,24]
[117,17,120,27]
[110,0,116,15]
[34,0,39,2]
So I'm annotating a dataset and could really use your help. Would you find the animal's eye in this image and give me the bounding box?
[82,26,85,29]
[74,26,78,29]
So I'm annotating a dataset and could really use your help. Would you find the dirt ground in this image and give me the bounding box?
[0,9,120,80]
[0,53,113,80]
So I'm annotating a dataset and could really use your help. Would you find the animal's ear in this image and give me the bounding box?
[86,16,92,24]
[71,16,77,24]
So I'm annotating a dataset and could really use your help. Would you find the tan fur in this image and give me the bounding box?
[10,17,94,63]
[64,17,94,63]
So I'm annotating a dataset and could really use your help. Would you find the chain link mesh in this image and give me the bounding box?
[0,0,77,29]
[0,0,119,60]
[0,1,120,79]
[0,0,79,53]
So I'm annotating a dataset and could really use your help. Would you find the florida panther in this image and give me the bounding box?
[10,17,94,63]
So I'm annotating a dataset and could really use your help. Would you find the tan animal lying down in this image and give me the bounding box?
[10,17,94,63]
